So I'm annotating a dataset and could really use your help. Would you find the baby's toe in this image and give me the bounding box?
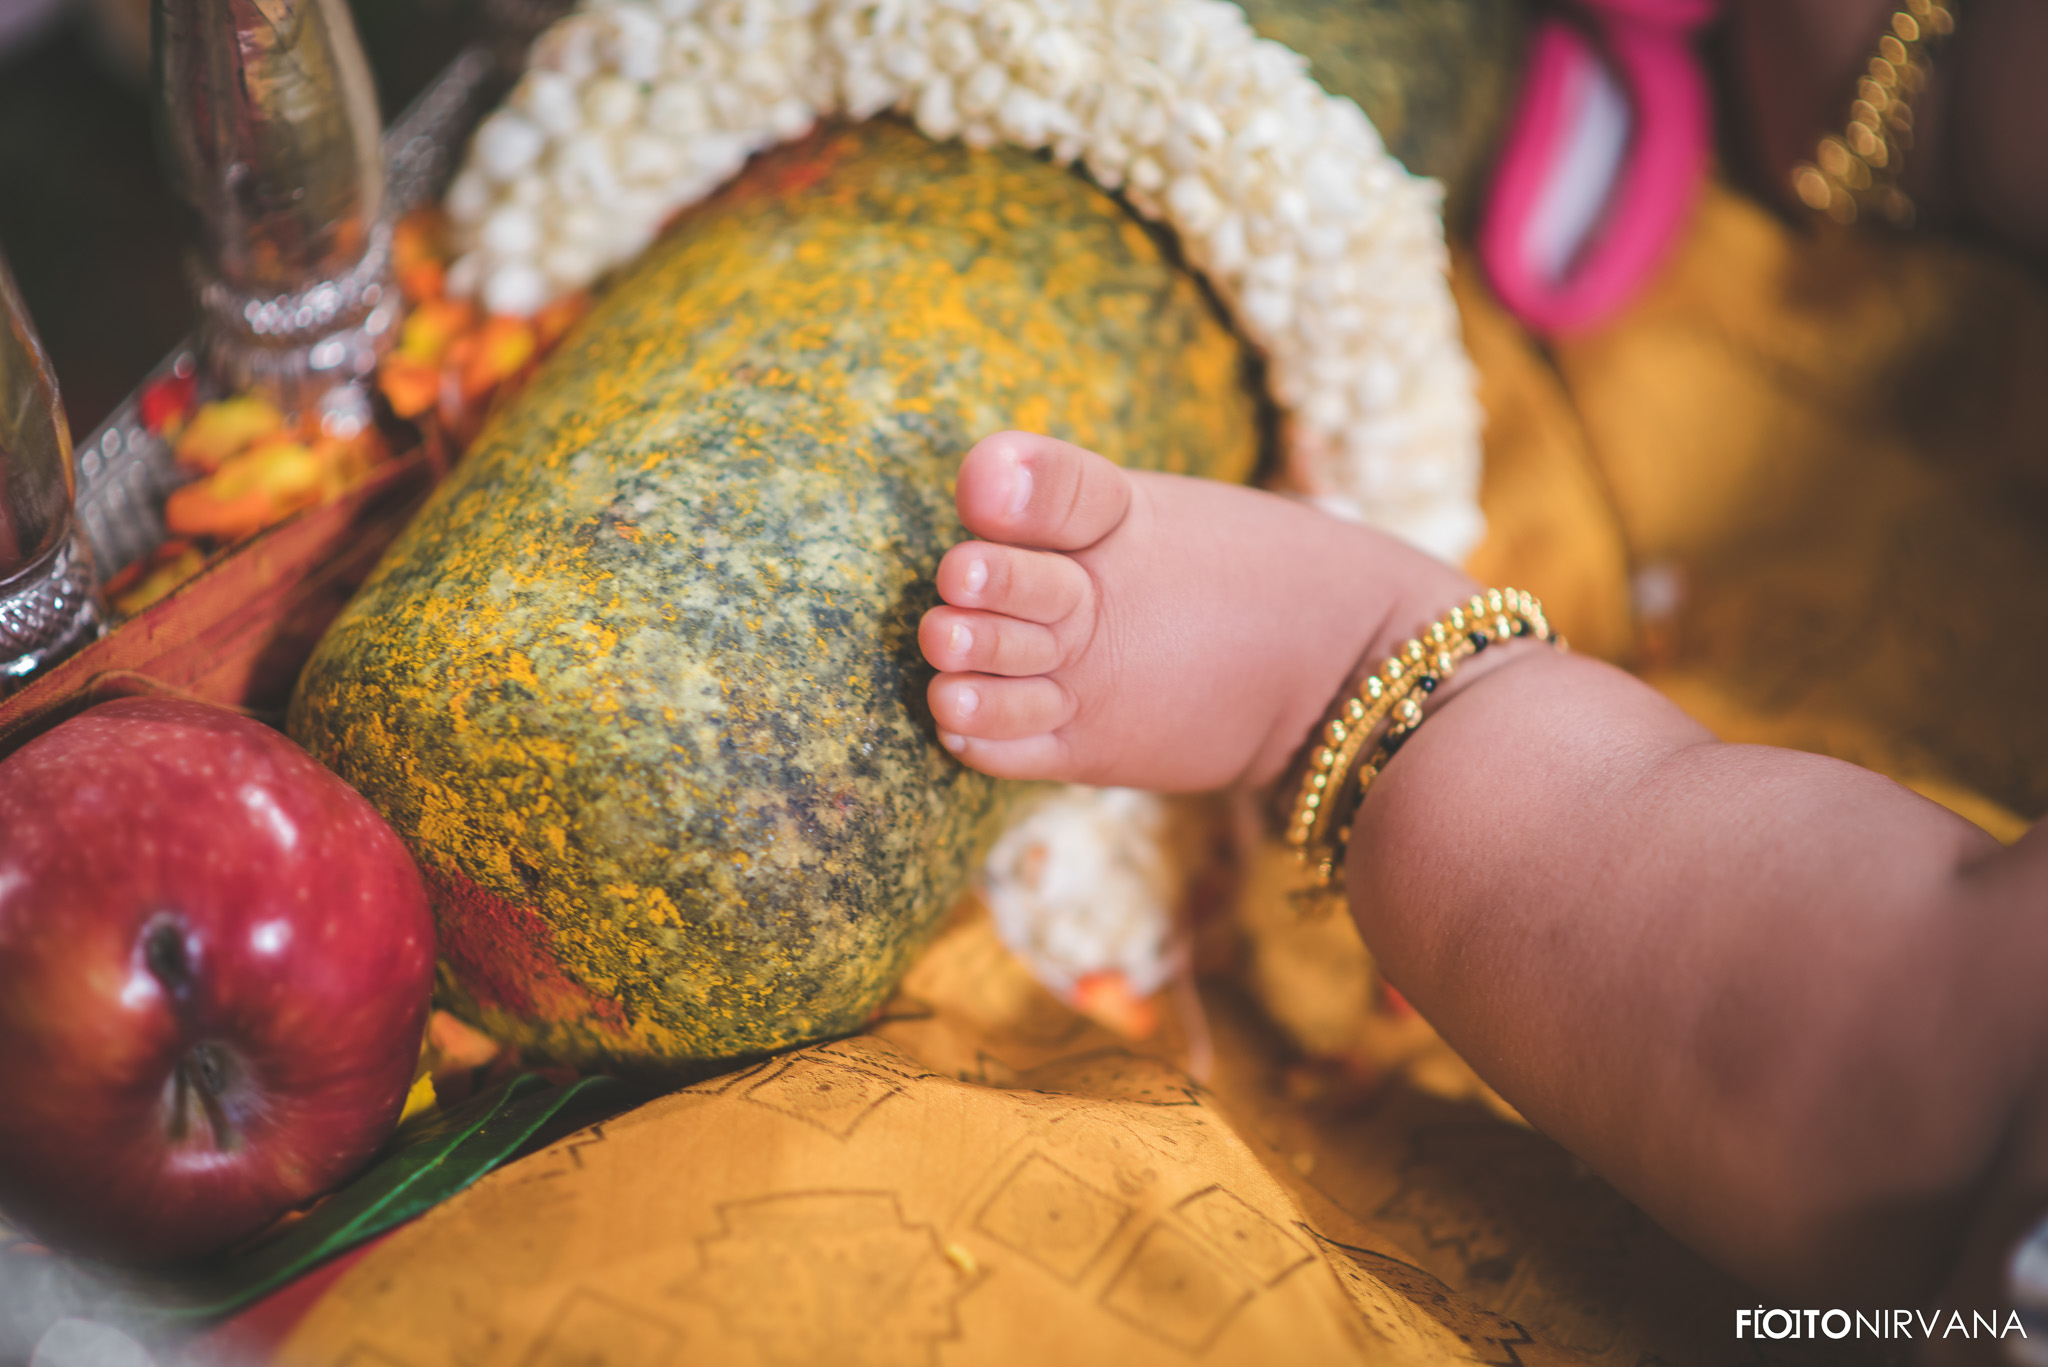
[935,732,1075,782]
[919,606,1061,677]
[927,672,1076,740]
[937,542,1090,626]
[956,431,1132,551]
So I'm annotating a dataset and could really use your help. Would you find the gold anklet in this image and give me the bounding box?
[1790,0,1956,229]
[1283,589,1559,891]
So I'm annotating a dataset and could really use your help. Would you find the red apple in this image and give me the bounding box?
[0,697,434,1264]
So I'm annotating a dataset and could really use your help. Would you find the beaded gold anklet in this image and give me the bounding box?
[1791,0,1956,229]
[1283,589,1559,891]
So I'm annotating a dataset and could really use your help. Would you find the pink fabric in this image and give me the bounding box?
[1479,0,1721,336]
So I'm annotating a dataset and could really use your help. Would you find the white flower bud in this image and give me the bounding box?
[913,74,961,141]
[1164,173,1220,236]
[843,62,902,119]
[620,131,686,182]
[475,110,546,181]
[530,16,601,81]
[662,23,717,78]
[551,130,620,201]
[997,87,1050,147]
[1354,357,1399,409]
[959,61,1008,119]
[1302,387,1348,432]
[481,204,544,257]
[688,131,749,181]
[1244,251,1296,294]
[646,80,711,137]
[519,70,584,137]
[706,0,772,50]
[979,1,1037,57]
[931,16,978,74]
[444,168,493,224]
[445,251,485,299]
[484,260,550,317]
[602,3,668,81]
[705,79,751,127]
[583,76,646,128]
[543,242,604,290]
[557,205,608,247]
[1083,145,1125,191]
[735,47,793,97]
[509,171,550,206]
[1239,284,1292,336]
[1204,213,1246,276]
[766,96,815,140]
[881,37,933,83]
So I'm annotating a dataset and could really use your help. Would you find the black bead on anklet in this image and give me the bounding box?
[1282,588,1562,894]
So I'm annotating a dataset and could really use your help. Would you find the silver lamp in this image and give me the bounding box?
[152,0,397,434]
[0,251,105,692]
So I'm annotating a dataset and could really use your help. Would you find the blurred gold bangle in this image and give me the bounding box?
[1283,588,1559,891]
[1791,0,1956,229]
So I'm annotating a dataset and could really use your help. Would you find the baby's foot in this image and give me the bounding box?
[917,432,1478,791]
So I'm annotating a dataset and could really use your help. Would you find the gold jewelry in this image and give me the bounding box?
[1791,0,1956,229]
[1283,588,1559,891]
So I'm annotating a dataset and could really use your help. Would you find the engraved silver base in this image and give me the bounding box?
[74,45,505,582]
[193,221,398,429]
[0,529,106,693]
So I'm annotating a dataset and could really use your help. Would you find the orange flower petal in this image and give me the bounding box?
[109,543,208,617]
[398,297,476,366]
[379,354,442,419]
[1070,971,1159,1039]
[460,316,538,400]
[398,259,447,304]
[164,483,275,541]
[392,209,448,274]
[172,395,286,473]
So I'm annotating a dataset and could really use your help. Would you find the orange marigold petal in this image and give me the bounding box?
[173,395,286,473]
[460,316,538,400]
[379,354,442,419]
[398,297,475,366]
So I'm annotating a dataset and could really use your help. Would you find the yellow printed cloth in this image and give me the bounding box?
[276,182,2048,1366]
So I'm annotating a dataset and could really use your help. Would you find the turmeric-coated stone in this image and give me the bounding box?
[289,121,1259,1075]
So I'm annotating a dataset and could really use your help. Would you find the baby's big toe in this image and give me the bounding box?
[957,431,1132,551]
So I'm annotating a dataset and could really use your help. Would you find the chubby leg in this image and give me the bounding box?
[917,430,1474,790]
[921,431,2048,1312]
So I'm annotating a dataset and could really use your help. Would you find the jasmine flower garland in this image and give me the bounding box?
[442,0,1485,559]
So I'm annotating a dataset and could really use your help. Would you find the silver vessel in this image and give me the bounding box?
[0,252,105,693]
[152,0,400,436]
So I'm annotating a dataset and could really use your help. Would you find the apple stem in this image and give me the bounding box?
[166,1044,242,1152]
[143,915,243,1152]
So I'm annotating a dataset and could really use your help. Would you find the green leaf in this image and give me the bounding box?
[128,1073,646,1324]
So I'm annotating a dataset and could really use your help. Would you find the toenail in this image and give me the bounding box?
[1004,456,1033,520]
[963,558,988,594]
[939,731,966,753]
[954,685,980,717]
[949,621,973,656]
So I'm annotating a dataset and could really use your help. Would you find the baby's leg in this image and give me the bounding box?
[920,432,2048,1315]
[918,431,1475,790]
